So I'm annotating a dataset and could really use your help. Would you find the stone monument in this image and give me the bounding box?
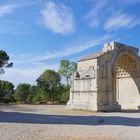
[67,42,140,111]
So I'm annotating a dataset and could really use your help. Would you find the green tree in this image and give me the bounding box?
[59,84,70,103]
[31,88,46,104]
[14,83,31,103]
[0,80,14,103]
[0,50,13,102]
[37,70,61,102]
[59,60,77,86]
[26,85,38,104]
[0,50,13,74]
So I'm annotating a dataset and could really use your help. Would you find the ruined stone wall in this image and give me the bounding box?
[97,51,115,108]
[67,42,140,111]
[67,59,99,110]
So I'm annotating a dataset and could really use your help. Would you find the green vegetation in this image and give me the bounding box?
[14,83,31,103]
[0,50,13,74]
[37,70,61,102]
[59,60,77,86]
[0,80,14,103]
[0,50,13,103]
[0,58,76,104]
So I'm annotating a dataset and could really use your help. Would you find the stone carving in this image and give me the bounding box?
[67,42,140,111]
[75,66,95,79]
[88,66,95,78]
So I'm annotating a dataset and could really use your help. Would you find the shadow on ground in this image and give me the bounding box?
[0,111,140,126]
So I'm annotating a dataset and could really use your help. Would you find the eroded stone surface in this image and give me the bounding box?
[67,42,140,111]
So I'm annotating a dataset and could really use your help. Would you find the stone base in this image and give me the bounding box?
[97,102,121,111]
[67,100,98,111]
[67,100,121,112]
[118,102,140,110]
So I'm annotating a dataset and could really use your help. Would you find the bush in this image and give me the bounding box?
[32,94,42,104]
[59,86,70,103]
[4,93,15,103]
[14,83,30,103]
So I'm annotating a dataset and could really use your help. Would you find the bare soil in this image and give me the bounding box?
[0,104,140,140]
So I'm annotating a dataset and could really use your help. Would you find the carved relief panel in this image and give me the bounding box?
[75,65,95,79]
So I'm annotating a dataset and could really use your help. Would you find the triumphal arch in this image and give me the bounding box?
[67,42,140,111]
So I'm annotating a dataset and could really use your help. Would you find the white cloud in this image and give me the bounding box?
[0,1,38,17]
[85,0,140,29]
[84,0,107,27]
[41,1,75,35]
[1,34,112,86]
[0,4,16,16]
[0,2,38,34]
[0,64,59,86]
[104,12,139,30]
[13,35,111,64]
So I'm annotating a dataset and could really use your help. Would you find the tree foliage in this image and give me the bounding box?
[59,60,77,86]
[26,85,38,103]
[37,70,61,102]
[59,85,70,103]
[0,50,13,74]
[0,58,75,104]
[14,83,31,103]
[0,80,14,103]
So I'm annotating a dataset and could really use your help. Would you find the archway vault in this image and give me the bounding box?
[113,52,140,110]
[112,50,140,75]
[116,54,137,78]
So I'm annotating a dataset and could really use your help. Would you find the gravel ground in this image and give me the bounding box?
[0,104,140,140]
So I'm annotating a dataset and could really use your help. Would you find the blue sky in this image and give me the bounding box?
[0,0,140,86]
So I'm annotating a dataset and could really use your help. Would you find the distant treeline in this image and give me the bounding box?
[0,60,76,104]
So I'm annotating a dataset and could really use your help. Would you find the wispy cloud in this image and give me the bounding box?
[84,0,107,27]
[104,11,140,30]
[0,1,38,17]
[85,0,140,30]
[0,4,16,16]
[13,35,111,64]
[41,1,75,35]
[0,2,38,34]
[5,34,111,86]
[1,64,59,86]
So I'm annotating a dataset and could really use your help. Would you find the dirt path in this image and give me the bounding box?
[0,104,140,140]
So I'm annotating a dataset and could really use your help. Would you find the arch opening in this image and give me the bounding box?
[115,54,140,110]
